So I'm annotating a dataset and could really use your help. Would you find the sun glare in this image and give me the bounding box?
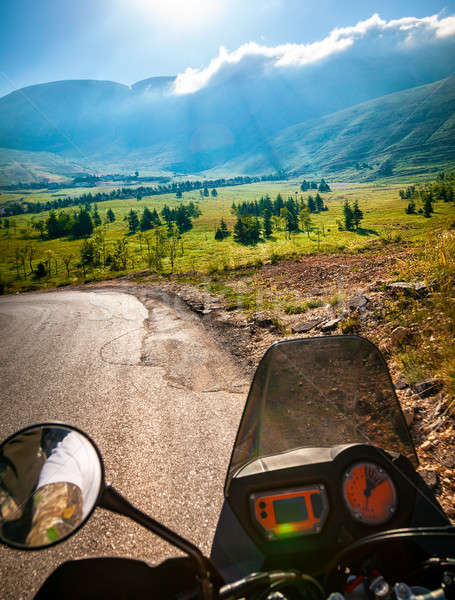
[133,0,221,26]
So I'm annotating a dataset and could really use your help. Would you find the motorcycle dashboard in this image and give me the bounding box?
[225,443,447,573]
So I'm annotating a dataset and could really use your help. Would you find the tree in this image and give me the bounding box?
[35,262,46,278]
[140,207,155,231]
[220,217,229,238]
[127,209,139,233]
[46,211,61,239]
[214,228,224,241]
[145,227,167,271]
[92,204,101,227]
[233,216,260,245]
[32,220,46,239]
[315,193,324,212]
[423,196,433,218]
[281,206,299,238]
[263,208,273,238]
[307,195,316,213]
[168,223,180,272]
[343,200,354,231]
[299,208,313,238]
[62,254,73,278]
[72,207,93,238]
[318,178,331,192]
[211,188,218,197]
[352,201,364,229]
[80,239,95,274]
[111,238,129,270]
[106,208,116,223]
[26,245,36,275]
[203,187,209,197]
[405,200,416,214]
[274,193,284,216]
[176,189,183,199]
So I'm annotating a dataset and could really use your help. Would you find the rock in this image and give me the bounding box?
[386,281,430,296]
[402,407,414,427]
[321,318,341,332]
[252,313,274,329]
[412,378,443,398]
[378,341,390,356]
[395,375,409,390]
[292,319,323,334]
[390,326,411,346]
[419,469,439,490]
[348,296,369,310]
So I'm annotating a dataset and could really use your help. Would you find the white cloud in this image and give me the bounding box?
[173,12,455,95]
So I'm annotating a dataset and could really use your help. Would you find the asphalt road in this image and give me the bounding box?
[0,287,248,599]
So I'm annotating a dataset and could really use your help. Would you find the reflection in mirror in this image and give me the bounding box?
[0,425,102,549]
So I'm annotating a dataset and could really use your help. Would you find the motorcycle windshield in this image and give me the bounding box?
[226,336,417,491]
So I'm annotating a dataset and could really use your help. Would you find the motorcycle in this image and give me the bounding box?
[0,335,454,600]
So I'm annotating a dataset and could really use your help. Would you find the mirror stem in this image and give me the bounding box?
[100,485,213,599]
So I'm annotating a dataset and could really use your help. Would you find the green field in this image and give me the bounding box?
[0,178,454,293]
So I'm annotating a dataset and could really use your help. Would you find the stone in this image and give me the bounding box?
[292,319,323,334]
[402,407,414,427]
[348,296,369,310]
[412,378,443,398]
[252,313,274,328]
[386,281,430,296]
[321,318,341,332]
[419,470,439,490]
[390,326,410,346]
[394,375,409,390]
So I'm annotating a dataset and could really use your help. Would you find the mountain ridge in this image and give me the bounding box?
[0,75,454,182]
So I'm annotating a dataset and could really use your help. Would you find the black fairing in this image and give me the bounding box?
[34,557,202,600]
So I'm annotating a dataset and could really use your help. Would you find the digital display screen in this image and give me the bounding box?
[273,496,308,524]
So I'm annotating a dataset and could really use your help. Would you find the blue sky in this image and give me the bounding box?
[0,0,454,97]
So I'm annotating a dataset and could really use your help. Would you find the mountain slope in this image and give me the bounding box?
[220,76,455,176]
[0,75,454,181]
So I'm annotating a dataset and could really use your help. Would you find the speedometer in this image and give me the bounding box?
[342,462,397,526]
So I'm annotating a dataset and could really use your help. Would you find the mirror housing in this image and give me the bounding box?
[0,423,104,550]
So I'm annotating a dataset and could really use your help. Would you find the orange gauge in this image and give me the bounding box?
[250,486,329,540]
[343,462,397,526]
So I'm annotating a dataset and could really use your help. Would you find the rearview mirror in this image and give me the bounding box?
[0,424,103,549]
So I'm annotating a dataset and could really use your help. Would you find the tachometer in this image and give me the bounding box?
[343,462,397,526]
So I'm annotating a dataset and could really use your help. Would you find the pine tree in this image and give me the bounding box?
[423,196,433,218]
[274,193,284,216]
[220,217,230,238]
[46,211,60,239]
[315,193,324,212]
[211,188,218,197]
[405,201,416,214]
[352,201,363,229]
[307,195,316,213]
[93,204,101,227]
[318,178,331,192]
[263,208,273,238]
[72,207,94,238]
[343,200,354,231]
[127,209,139,233]
[140,207,154,231]
[106,208,116,223]
[215,228,224,241]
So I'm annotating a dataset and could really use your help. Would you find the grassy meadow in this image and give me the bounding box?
[0,178,454,293]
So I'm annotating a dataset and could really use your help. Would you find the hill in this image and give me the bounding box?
[220,76,455,178]
[0,74,454,182]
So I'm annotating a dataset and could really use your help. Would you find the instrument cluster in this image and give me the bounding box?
[250,460,398,540]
